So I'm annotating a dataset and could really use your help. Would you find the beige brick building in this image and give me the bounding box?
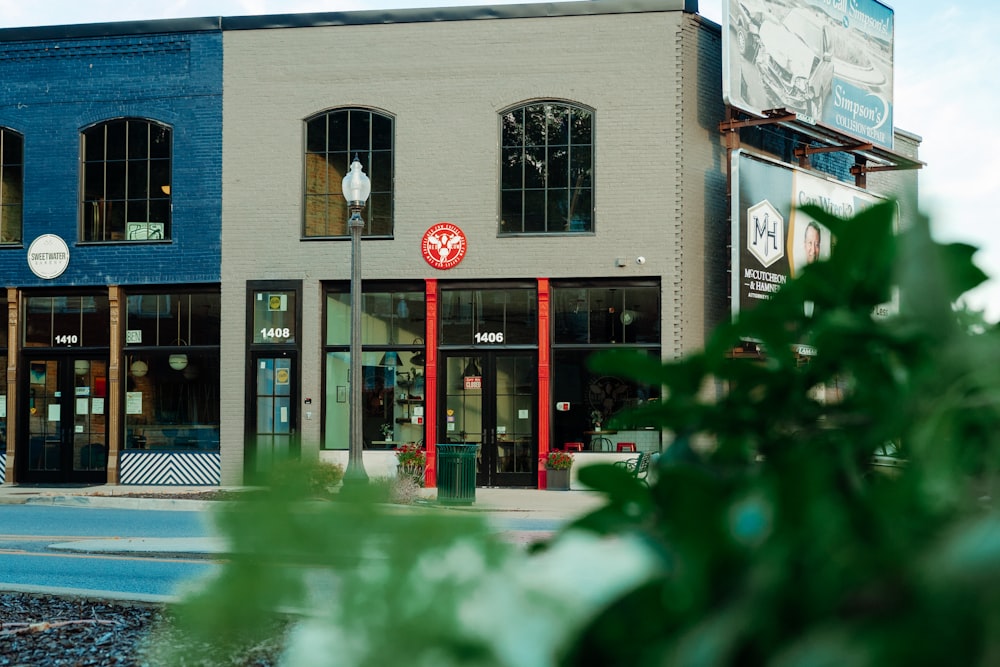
[221,0,731,488]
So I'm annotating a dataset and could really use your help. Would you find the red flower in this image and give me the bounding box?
[542,450,574,470]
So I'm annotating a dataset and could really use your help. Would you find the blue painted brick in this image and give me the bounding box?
[0,30,223,287]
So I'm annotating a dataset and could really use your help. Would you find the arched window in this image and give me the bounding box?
[304,108,394,238]
[81,119,172,242]
[500,101,593,234]
[0,128,23,244]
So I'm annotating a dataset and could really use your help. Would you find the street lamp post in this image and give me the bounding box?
[342,156,371,485]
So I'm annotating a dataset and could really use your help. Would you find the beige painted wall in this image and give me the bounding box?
[220,7,710,482]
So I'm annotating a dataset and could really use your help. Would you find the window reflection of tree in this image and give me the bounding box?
[500,102,593,233]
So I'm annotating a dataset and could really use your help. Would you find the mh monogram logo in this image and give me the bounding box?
[747,200,784,268]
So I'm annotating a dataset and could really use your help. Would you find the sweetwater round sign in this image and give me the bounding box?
[421,222,467,270]
[27,234,70,279]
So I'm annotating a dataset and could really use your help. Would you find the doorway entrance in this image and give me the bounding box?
[440,351,536,487]
[246,352,299,480]
[19,355,108,484]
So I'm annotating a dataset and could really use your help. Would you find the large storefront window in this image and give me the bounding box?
[553,284,660,344]
[123,291,220,450]
[23,295,110,348]
[439,287,537,345]
[324,285,425,449]
[551,282,661,453]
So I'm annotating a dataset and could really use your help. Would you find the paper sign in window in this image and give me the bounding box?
[126,392,143,415]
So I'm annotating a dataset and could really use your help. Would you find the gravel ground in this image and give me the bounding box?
[0,592,285,666]
[0,488,410,665]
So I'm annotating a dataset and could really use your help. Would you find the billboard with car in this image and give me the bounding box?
[723,0,894,150]
[731,150,888,318]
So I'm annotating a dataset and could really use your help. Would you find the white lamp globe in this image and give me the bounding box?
[341,157,371,205]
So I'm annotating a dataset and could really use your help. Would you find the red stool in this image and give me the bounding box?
[563,442,584,452]
[616,442,636,452]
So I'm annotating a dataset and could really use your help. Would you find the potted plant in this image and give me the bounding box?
[590,409,603,432]
[543,449,574,491]
[379,423,394,441]
[395,443,426,487]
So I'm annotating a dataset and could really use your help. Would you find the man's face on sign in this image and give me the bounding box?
[805,225,821,264]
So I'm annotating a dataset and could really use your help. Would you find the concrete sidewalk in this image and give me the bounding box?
[0,483,607,515]
[0,484,609,555]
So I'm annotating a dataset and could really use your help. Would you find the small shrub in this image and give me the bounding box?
[309,461,345,491]
[262,460,344,497]
[366,475,423,505]
[389,473,424,505]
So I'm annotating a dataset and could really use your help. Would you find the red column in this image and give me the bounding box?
[537,278,551,489]
[424,280,439,487]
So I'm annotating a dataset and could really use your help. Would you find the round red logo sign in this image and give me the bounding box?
[421,223,467,270]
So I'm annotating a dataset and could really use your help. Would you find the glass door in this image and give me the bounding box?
[21,356,108,484]
[440,351,536,487]
[248,352,298,479]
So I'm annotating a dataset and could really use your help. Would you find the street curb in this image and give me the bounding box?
[0,583,176,605]
[24,495,219,511]
[49,536,228,556]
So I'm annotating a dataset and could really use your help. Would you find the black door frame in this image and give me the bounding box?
[18,352,108,484]
[438,350,537,487]
[245,349,300,481]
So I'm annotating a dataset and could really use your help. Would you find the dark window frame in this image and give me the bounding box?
[123,287,221,452]
[551,280,661,346]
[124,286,221,351]
[0,128,24,245]
[322,281,426,450]
[22,292,111,349]
[550,279,662,452]
[499,100,594,235]
[249,283,301,347]
[303,107,394,239]
[80,118,172,244]
[438,283,539,347]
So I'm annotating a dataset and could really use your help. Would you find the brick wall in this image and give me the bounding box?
[0,30,223,287]
[220,7,701,481]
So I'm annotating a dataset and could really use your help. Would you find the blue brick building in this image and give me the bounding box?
[0,20,223,484]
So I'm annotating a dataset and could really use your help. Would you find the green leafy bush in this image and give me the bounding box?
[261,459,345,497]
[562,201,1000,666]
[161,201,1000,667]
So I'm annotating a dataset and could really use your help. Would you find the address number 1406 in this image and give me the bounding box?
[474,332,503,343]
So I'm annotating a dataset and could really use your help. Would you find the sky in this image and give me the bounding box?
[2,0,997,319]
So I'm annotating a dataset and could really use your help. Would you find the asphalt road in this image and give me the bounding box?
[0,505,218,599]
[0,503,566,599]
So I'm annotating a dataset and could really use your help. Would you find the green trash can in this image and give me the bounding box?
[437,443,478,505]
